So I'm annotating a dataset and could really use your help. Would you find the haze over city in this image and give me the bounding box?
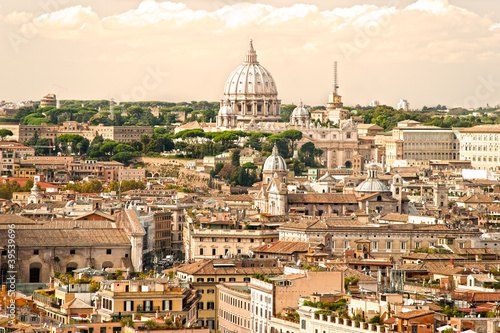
[1,0,500,108]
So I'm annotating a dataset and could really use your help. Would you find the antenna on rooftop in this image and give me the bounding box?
[333,61,339,94]
[110,98,115,121]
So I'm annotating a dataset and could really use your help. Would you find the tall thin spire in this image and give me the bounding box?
[333,61,339,94]
[245,39,258,63]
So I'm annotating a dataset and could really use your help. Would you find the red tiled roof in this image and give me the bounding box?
[393,309,434,319]
[251,241,311,254]
[287,193,358,204]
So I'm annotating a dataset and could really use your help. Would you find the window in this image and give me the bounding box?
[459,242,464,249]
[229,278,236,282]
[401,241,406,250]
[207,289,215,294]
[244,277,250,282]
[207,278,214,282]
[301,320,307,330]
[225,238,229,242]
[200,237,204,242]
[415,242,421,249]
[344,241,349,249]
[212,238,216,242]
[207,302,215,310]
[218,278,226,282]
[372,241,378,250]
[106,249,112,255]
[197,302,204,310]
[237,238,241,243]
[33,249,39,255]
[250,239,254,243]
[199,248,204,255]
[212,249,216,256]
[386,241,392,250]
[197,278,204,282]
[70,249,76,255]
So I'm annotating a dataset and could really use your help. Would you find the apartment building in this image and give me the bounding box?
[457,125,500,170]
[95,279,200,325]
[154,211,172,258]
[0,122,153,143]
[385,120,459,166]
[68,160,123,181]
[183,218,281,261]
[174,259,283,330]
[217,282,252,333]
[278,222,481,260]
[249,268,344,333]
[0,150,14,176]
[118,167,146,182]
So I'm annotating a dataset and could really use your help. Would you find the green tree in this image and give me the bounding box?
[231,150,240,167]
[0,129,13,141]
[111,152,134,164]
[281,104,296,122]
[282,129,303,156]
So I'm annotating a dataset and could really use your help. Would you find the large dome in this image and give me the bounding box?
[355,163,390,193]
[220,40,282,123]
[263,144,287,172]
[223,40,278,98]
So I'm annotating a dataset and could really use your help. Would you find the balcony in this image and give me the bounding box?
[136,305,161,312]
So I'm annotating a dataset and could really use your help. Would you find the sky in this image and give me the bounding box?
[1,0,500,109]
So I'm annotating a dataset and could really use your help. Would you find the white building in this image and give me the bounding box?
[397,99,410,111]
[457,125,500,170]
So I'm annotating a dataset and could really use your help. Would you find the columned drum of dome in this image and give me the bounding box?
[355,163,390,193]
[221,40,282,123]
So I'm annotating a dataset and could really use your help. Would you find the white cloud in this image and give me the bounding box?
[1,0,500,108]
[404,0,450,15]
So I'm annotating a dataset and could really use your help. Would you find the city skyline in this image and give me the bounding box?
[1,0,500,109]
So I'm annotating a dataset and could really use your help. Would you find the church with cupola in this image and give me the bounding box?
[212,40,361,170]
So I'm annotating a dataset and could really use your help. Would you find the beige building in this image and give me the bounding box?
[68,159,124,181]
[173,259,283,330]
[40,94,57,108]
[357,123,384,137]
[183,220,280,261]
[96,279,200,325]
[250,268,344,333]
[118,168,146,182]
[385,120,459,166]
[0,122,153,144]
[217,282,252,333]
[457,125,500,170]
[279,222,481,260]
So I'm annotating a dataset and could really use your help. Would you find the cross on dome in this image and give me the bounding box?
[245,39,258,64]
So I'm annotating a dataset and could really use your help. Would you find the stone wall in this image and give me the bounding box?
[177,168,211,188]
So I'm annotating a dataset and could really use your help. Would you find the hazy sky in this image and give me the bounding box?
[1,0,499,109]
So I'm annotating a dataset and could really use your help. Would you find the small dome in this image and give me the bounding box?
[355,163,390,193]
[263,144,287,172]
[291,101,309,117]
[218,100,235,116]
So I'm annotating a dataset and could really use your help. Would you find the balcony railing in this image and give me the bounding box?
[136,305,161,312]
